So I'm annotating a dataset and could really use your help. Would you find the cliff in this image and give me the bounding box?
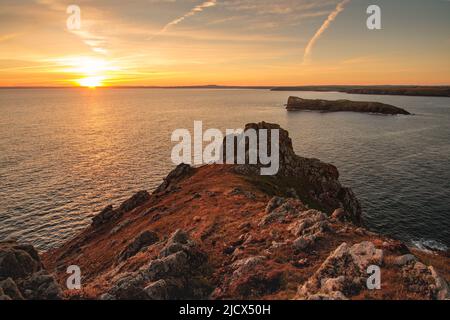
[1,123,448,300]
[286,96,411,115]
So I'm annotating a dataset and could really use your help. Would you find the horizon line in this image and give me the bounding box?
[1,84,450,89]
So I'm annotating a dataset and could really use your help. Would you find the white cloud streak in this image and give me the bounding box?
[151,0,217,38]
[303,0,350,64]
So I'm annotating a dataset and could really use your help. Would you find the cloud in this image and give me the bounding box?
[303,0,350,64]
[151,0,217,38]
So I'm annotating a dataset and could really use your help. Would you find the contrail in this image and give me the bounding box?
[303,0,350,64]
[151,0,217,38]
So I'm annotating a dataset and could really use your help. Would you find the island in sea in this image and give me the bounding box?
[286,96,411,115]
[0,123,448,300]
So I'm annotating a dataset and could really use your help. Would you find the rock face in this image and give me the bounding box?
[295,241,384,300]
[105,230,213,300]
[92,190,150,228]
[227,122,362,224]
[286,96,411,115]
[0,241,62,300]
[118,231,159,262]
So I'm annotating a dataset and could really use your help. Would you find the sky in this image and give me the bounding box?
[0,0,449,87]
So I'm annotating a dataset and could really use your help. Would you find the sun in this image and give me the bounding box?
[54,56,116,88]
[76,76,104,88]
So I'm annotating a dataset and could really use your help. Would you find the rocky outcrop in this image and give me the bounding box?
[295,241,383,300]
[0,241,62,300]
[118,231,159,262]
[35,122,448,301]
[105,230,213,300]
[154,163,193,194]
[286,96,411,115]
[92,190,150,228]
[226,122,362,224]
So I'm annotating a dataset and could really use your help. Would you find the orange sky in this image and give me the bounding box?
[0,0,449,87]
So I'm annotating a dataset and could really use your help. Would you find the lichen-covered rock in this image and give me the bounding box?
[401,261,449,300]
[0,241,62,300]
[0,241,42,279]
[106,230,212,300]
[296,241,384,300]
[260,197,306,226]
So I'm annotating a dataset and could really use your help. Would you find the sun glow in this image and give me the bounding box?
[52,56,119,87]
[76,76,104,88]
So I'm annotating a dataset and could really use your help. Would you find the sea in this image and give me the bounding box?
[0,88,449,251]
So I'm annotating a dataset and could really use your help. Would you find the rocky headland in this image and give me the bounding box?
[272,85,450,98]
[1,122,448,300]
[286,96,411,115]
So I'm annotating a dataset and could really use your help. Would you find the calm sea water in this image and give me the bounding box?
[0,88,449,251]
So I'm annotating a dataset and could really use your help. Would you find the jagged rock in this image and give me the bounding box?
[155,163,193,193]
[0,241,62,300]
[292,236,315,250]
[92,191,150,228]
[393,254,416,266]
[288,209,328,237]
[231,256,266,282]
[401,261,449,300]
[118,231,159,262]
[429,266,449,300]
[0,241,42,279]
[226,122,362,224]
[265,197,285,213]
[260,197,306,226]
[228,187,256,200]
[144,279,169,300]
[296,241,384,299]
[331,208,347,221]
[19,270,62,300]
[119,190,150,213]
[91,205,118,228]
[106,230,212,300]
[159,229,191,258]
[110,219,133,235]
[0,278,24,300]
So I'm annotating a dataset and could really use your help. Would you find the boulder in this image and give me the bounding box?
[393,254,416,266]
[295,241,384,299]
[118,231,159,262]
[106,230,212,300]
[92,191,150,228]
[155,163,193,193]
[0,241,42,279]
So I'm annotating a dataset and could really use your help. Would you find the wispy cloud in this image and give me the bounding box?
[151,0,217,38]
[303,0,350,64]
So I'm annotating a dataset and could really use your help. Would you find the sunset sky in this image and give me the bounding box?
[1,0,449,87]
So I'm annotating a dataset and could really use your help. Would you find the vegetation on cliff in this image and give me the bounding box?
[1,123,448,300]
